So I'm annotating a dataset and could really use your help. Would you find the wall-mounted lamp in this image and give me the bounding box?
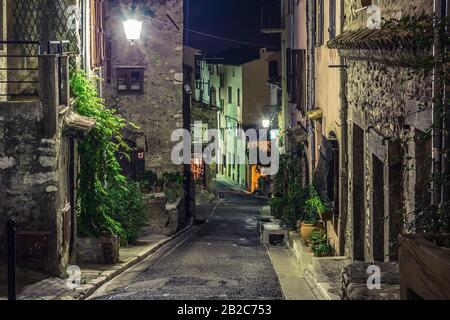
[262,119,271,129]
[123,2,143,45]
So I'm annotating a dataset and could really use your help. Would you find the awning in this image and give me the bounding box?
[327,18,433,51]
[306,108,323,120]
[63,110,96,139]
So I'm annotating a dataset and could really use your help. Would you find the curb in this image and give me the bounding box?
[78,219,194,300]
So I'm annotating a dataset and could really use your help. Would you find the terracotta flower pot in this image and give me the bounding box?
[154,185,163,193]
[300,222,324,243]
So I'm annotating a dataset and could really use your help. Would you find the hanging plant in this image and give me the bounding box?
[70,70,137,242]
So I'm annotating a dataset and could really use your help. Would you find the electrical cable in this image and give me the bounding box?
[144,14,280,50]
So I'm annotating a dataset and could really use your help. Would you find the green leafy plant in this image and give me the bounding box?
[165,185,184,203]
[272,146,309,227]
[162,171,184,203]
[71,70,140,243]
[162,171,184,188]
[270,197,287,219]
[103,180,146,245]
[311,243,334,257]
[307,228,334,257]
[308,228,327,246]
[303,187,329,224]
[138,170,157,191]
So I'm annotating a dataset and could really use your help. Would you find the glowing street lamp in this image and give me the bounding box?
[123,2,142,45]
[123,19,143,45]
[262,119,271,129]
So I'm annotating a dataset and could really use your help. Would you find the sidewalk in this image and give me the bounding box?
[1,222,194,300]
[267,246,320,300]
[260,205,348,300]
[289,232,350,300]
[260,206,321,300]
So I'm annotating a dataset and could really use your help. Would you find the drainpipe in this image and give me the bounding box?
[337,0,348,256]
[306,0,316,177]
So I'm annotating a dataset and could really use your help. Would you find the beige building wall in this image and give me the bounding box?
[293,0,308,50]
[306,0,344,252]
[242,49,272,126]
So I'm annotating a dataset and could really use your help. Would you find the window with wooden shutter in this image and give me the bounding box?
[286,48,292,96]
[329,0,336,40]
[293,49,306,113]
[106,38,112,83]
[91,0,105,68]
[316,0,324,46]
[117,67,144,94]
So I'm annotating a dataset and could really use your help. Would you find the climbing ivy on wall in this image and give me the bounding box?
[71,70,140,243]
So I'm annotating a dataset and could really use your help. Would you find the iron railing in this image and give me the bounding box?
[0,41,41,98]
[0,40,70,100]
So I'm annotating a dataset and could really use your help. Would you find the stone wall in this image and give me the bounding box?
[344,0,433,32]
[103,0,184,174]
[142,195,186,236]
[0,101,71,276]
[342,0,434,261]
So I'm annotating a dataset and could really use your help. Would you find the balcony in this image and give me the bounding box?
[260,2,284,34]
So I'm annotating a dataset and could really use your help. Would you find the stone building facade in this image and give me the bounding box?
[278,0,437,264]
[102,0,184,175]
[0,0,99,276]
[329,0,434,261]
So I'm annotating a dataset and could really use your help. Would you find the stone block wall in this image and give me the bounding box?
[344,0,433,32]
[341,0,434,261]
[0,101,71,275]
[142,195,186,236]
[103,0,184,174]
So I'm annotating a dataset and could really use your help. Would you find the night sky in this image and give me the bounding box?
[184,0,280,53]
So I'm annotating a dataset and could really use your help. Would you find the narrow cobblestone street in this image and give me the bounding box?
[89,186,287,300]
[1,0,448,306]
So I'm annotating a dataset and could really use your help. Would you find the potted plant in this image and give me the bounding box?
[312,243,335,257]
[162,171,185,203]
[307,228,334,257]
[154,176,164,193]
[307,228,327,247]
[306,193,332,222]
[270,197,287,220]
[300,200,324,243]
[138,170,157,194]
